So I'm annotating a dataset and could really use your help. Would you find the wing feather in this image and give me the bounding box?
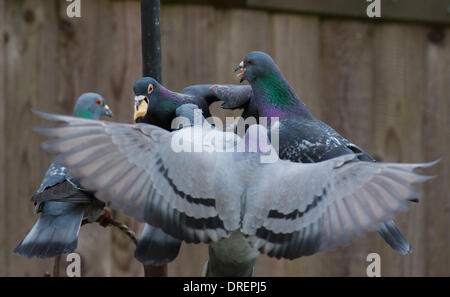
[243,156,436,258]
[33,111,245,243]
[33,111,437,256]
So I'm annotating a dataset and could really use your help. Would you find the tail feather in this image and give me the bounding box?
[377,220,411,255]
[14,202,84,258]
[134,224,181,265]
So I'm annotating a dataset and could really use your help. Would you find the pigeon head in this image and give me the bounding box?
[235,51,312,118]
[73,93,113,119]
[235,51,280,84]
[133,77,163,121]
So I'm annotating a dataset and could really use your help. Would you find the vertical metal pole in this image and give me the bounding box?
[141,0,162,83]
[140,0,167,277]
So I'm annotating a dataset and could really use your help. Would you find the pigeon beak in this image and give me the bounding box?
[234,61,246,83]
[134,95,148,121]
[234,61,244,72]
[103,105,113,117]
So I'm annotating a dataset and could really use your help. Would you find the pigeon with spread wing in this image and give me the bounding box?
[31,106,436,275]
[132,78,252,265]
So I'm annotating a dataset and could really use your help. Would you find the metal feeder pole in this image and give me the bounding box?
[140,0,167,277]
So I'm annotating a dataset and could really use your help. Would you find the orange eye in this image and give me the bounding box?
[148,84,154,94]
[96,99,102,105]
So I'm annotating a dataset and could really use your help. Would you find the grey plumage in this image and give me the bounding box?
[377,220,412,255]
[14,165,104,258]
[13,200,84,258]
[32,110,437,263]
[209,85,258,120]
[15,93,111,259]
[274,119,412,254]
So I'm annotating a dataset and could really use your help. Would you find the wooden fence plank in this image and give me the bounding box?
[422,27,450,276]
[300,19,377,277]
[270,14,322,129]
[372,23,428,276]
[162,5,218,89]
[247,0,450,25]
[3,0,59,276]
[0,0,7,276]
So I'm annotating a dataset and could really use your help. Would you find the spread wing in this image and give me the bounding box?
[33,111,437,254]
[243,155,437,259]
[33,111,247,244]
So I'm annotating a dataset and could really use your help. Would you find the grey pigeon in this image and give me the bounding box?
[132,77,249,266]
[231,51,414,255]
[31,108,436,276]
[14,93,112,258]
[136,103,237,267]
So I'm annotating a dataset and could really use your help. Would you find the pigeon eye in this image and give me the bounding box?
[148,84,154,94]
[96,99,102,105]
[247,60,253,66]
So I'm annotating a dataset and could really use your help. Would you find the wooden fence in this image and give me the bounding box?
[0,0,448,276]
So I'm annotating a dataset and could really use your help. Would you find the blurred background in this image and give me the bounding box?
[0,0,448,276]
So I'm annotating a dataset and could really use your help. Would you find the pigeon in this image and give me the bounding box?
[14,93,113,258]
[31,107,436,276]
[233,51,416,255]
[132,78,250,265]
